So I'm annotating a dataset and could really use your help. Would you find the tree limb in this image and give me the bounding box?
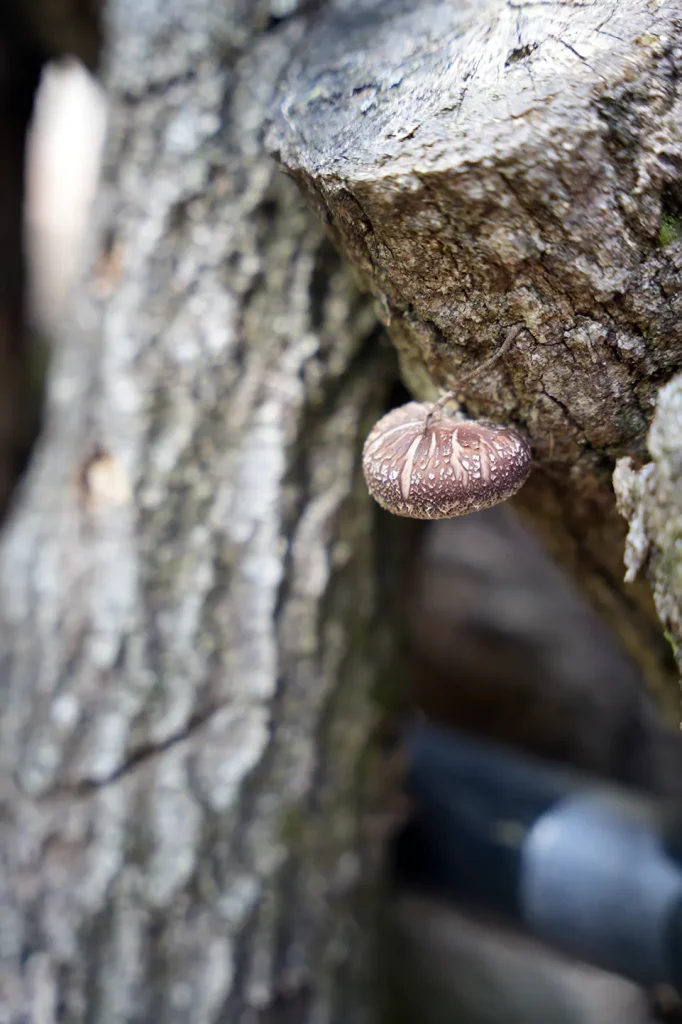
[267,0,682,713]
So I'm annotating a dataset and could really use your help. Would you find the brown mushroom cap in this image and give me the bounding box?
[362,401,531,519]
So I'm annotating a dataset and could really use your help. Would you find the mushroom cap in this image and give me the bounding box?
[362,401,531,519]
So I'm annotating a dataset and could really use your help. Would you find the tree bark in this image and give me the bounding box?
[267,0,682,716]
[0,3,402,1021]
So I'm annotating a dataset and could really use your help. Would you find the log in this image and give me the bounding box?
[267,0,682,715]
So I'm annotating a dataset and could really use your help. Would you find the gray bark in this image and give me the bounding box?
[267,0,682,714]
[0,3,399,1022]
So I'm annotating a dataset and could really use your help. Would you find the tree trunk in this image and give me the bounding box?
[267,0,682,717]
[0,3,402,1021]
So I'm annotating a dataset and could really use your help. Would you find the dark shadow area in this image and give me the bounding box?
[370,384,682,1024]
[0,3,47,519]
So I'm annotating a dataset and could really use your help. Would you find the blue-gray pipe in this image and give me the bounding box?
[394,720,682,992]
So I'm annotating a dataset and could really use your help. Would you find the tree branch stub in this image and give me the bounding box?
[268,0,682,711]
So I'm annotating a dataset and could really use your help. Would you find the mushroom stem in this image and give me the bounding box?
[424,324,523,432]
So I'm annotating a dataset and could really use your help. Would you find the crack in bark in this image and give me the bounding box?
[553,36,606,81]
[37,701,230,800]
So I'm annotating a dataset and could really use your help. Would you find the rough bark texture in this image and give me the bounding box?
[267,0,682,714]
[615,372,682,681]
[0,3,402,1021]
